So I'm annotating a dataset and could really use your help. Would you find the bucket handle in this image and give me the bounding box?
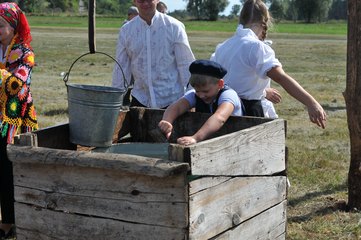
[62,51,128,90]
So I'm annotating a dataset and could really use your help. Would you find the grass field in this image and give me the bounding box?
[24,17,355,239]
[27,15,348,35]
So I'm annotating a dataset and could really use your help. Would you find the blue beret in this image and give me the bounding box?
[189,60,227,79]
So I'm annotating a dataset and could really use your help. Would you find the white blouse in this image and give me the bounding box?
[211,24,282,100]
[112,11,195,108]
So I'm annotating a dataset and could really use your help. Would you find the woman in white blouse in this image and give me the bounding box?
[211,0,326,129]
[112,0,195,109]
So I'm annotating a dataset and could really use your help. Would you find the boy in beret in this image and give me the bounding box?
[158,60,243,146]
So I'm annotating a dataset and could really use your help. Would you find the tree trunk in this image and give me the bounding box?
[345,0,361,210]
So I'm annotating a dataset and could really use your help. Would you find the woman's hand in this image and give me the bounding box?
[307,102,327,129]
[267,66,327,129]
[265,87,282,104]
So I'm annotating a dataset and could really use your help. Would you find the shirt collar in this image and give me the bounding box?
[138,10,161,26]
[236,24,259,40]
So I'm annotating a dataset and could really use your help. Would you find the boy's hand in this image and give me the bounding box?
[177,136,197,146]
[158,120,173,139]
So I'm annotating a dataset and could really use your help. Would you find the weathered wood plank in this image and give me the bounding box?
[13,164,187,201]
[188,176,287,239]
[189,177,232,195]
[15,202,187,240]
[113,110,130,142]
[8,145,189,178]
[171,113,275,142]
[212,200,287,240]
[13,162,188,227]
[25,123,76,150]
[15,185,188,228]
[13,132,38,147]
[169,119,286,176]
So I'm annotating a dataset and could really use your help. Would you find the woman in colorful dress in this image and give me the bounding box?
[0,2,38,238]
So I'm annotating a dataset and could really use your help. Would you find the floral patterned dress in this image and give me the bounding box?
[0,35,38,143]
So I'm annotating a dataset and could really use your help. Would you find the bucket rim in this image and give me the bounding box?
[67,83,126,94]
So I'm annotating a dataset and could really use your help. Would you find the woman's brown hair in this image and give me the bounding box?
[239,0,270,25]
[239,0,272,40]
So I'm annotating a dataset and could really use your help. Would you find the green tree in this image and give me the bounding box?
[117,0,134,16]
[47,0,78,12]
[295,0,318,22]
[269,0,285,21]
[13,0,48,13]
[186,0,204,20]
[328,0,347,20]
[203,0,229,20]
[92,0,132,16]
[0,0,48,13]
[295,0,331,22]
[285,0,298,22]
[314,0,332,22]
[96,0,120,14]
[230,4,241,17]
[186,0,229,20]
[239,0,271,4]
[169,9,189,19]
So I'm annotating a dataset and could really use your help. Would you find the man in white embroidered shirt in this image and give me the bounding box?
[112,0,195,108]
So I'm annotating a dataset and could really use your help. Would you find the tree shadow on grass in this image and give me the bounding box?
[43,108,68,116]
[322,104,346,111]
[288,183,347,207]
[288,202,348,223]
[288,183,349,223]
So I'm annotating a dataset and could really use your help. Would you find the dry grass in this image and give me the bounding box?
[25,26,355,239]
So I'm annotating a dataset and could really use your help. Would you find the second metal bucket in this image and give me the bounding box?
[67,83,125,147]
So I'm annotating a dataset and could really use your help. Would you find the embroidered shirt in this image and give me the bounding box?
[112,11,195,108]
[211,24,282,100]
[0,37,38,143]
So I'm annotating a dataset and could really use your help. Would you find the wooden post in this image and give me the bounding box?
[88,0,96,53]
[345,0,361,209]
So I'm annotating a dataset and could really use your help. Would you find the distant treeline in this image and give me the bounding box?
[4,0,347,22]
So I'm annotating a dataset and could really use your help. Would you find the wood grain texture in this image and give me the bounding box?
[212,200,287,240]
[188,176,287,239]
[8,145,189,177]
[170,119,286,176]
[15,203,187,240]
[19,123,77,150]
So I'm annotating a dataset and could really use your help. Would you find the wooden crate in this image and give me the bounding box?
[8,107,287,240]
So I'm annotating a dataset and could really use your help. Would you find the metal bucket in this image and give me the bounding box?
[67,84,125,147]
[64,52,128,147]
